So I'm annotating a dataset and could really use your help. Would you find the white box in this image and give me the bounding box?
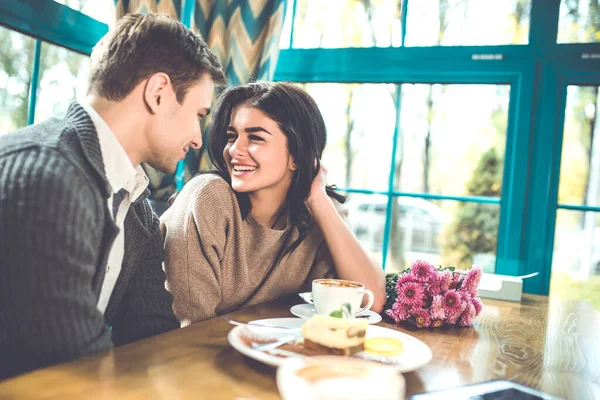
[477,272,538,302]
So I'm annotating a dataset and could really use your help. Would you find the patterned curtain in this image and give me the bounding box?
[113,0,285,202]
[194,0,285,85]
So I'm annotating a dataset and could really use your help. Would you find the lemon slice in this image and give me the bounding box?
[364,337,403,356]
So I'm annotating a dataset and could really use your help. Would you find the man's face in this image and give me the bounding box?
[145,73,215,174]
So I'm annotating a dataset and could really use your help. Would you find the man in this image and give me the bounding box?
[0,13,226,379]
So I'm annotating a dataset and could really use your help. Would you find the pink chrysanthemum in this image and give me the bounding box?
[385,308,397,322]
[413,308,432,328]
[449,273,464,290]
[459,290,472,303]
[431,319,443,328]
[410,260,437,283]
[459,299,468,314]
[395,272,416,292]
[442,290,462,316]
[472,297,483,316]
[446,312,460,325]
[397,281,425,308]
[385,302,402,322]
[385,303,398,322]
[430,295,445,320]
[462,265,482,296]
[386,300,412,322]
[427,274,443,297]
[440,270,452,292]
[459,302,476,327]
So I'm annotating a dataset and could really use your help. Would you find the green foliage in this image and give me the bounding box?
[385,272,400,311]
[329,303,352,318]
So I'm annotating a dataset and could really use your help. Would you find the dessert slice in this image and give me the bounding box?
[301,314,368,356]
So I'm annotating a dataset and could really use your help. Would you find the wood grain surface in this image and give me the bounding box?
[0,294,598,400]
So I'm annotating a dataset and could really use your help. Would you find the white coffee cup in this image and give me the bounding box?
[311,279,375,316]
[277,356,405,400]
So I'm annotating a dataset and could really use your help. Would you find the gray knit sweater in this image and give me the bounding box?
[0,103,178,380]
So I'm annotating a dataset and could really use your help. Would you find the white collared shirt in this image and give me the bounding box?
[82,103,149,314]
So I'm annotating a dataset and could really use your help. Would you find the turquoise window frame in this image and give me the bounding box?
[274,0,600,294]
[0,0,107,54]
[523,62,600,294]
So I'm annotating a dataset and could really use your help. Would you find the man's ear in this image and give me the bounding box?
[143,72,171,115]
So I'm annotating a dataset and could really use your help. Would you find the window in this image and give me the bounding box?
[34,42,90,122]
[386,197,499,273]
[552,85,600,307]
[395,84,509,196]
[374,204,387,214]
[557,0,600,43]
[0,26,35,133]
[52,0,113,25]
[347,193,388,263]
[303,81,508,273]
[292,0,403,48]
[303,83,396,191]
[552,210,600,309]
[557,86,600,207]
[405,0,531,46]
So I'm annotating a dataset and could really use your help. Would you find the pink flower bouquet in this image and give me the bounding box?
[384,260,483,328]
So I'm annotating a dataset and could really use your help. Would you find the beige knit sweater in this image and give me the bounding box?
[160,174,347,325]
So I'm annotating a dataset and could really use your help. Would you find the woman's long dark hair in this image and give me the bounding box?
[208,81,345,258]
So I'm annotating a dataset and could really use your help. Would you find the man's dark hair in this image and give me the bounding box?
[89,13,226,103]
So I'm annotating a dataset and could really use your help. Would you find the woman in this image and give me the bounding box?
[161,82,385,325]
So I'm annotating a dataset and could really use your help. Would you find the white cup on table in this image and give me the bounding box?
[310,279,374,316]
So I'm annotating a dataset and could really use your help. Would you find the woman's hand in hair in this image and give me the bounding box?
[305,163,329,213]
[305,162,386,312]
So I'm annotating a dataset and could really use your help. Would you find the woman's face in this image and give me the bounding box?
[223,105,296,196]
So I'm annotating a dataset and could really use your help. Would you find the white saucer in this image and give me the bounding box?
[290,303,382,324]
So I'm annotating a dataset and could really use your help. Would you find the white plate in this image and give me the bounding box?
[290,303,383,324]
[227,317,433,373]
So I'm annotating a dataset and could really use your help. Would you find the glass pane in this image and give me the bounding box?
[303,83,397,191]
[386,198,499,273]
[557,0,600,43]
[52,0,113,25]
[558,85,600,207]
[0,27,35,134]
[293,0,403,48]
[346,193,387,264]
[394,84,509,197]
[405,0,530,46]
[552,209,600,309]
[279,0,293,49]
[34,43,90,123]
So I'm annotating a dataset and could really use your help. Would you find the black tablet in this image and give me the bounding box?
[410,380,563,400]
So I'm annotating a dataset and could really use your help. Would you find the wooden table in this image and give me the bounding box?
[1,294,599,400]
